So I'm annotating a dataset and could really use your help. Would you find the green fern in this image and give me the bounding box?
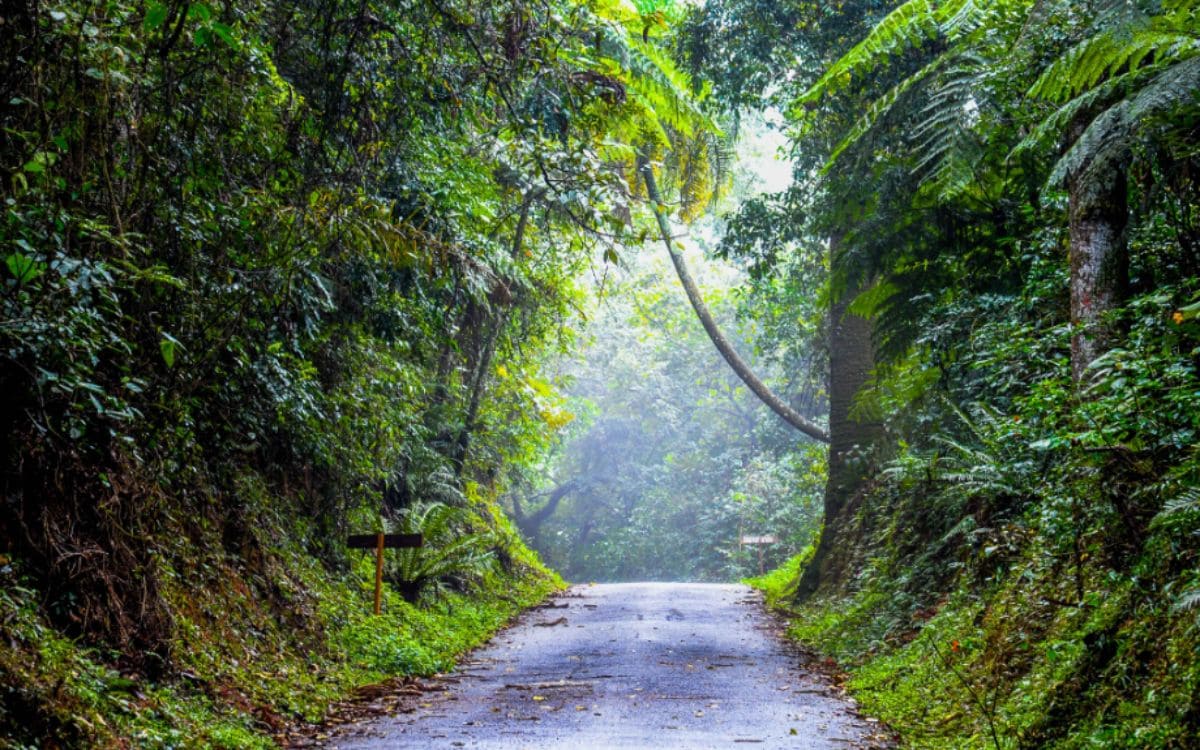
[804,0,1031,188]
[1176,587,1200,614]
[1047,56,1200,186]
[1154,486,1200,524]
[798,0,973,105]
[563,0,722,145]
[909,55,988,200]
[388,502,497,602]
[1028,25,1200,103]
[819,54,950,171]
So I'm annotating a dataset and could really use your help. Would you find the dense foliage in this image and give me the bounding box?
[0,0,717,745]
[515,240,824,581]
[4,0,1200,746]
[685,0,1200,747]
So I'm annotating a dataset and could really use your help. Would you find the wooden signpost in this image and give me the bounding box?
[347,533,422,615]
[738,533,778,575]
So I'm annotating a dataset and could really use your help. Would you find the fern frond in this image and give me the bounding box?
[1013,70,1134,157]
[800,0,971,104]
[818,54,949,172]
[1048,55,1200,185]
[909,55,987,200]
[585,14,722,141]
[1175,587,1200,614]
[1029,25,1200,103]
[1156,487,1200,517]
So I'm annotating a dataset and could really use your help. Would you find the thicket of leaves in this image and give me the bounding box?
[684,0,1200,745]
[0,0,722,741]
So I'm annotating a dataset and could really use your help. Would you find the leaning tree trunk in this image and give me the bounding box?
[638,153,829,444]
[795,260,882,598]
[1067,161,1129,382]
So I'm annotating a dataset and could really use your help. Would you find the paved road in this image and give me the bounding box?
[324,583,890,749]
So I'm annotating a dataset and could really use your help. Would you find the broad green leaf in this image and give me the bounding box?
[187,3,212,22]
[160,334,178,368]
[144,3,169,30]
[5,253,44,283]
[210,22,238,48]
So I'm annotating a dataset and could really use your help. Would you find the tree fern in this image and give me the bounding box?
[797,0,972,105]
[1048,56,1200,186]
[802,0,1032,193]
[1028,25,1200,103]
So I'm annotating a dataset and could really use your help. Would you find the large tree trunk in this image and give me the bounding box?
[1068,162,1129,382]
[796,245,882,597]
[638,154,829,444]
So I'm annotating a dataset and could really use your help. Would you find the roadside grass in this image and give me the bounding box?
[0,485,562,749]
[748,547,1200,749]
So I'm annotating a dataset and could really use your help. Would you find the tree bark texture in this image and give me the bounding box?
[1068,167,1129,382]
[796,258,882,597]
[638,154,829,444]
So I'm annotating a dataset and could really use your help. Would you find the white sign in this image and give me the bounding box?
[739,534,777,545]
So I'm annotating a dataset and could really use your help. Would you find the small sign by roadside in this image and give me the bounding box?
[739,534,777,545]
[738,534,778,575]
[348,532,423,615]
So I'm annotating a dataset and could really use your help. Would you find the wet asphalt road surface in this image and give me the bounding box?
[324,583,890,749]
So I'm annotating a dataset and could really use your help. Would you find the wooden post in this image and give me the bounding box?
[738,534,777,576]
[347,533,422,615]
[374,532,384,616]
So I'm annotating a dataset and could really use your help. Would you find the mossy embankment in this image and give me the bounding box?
[0,486,562,749]
[750,528,1200,749]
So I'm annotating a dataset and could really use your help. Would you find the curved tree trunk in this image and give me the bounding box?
[511,479,577,548]
[638,154,829,444]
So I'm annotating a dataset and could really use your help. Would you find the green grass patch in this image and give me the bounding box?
[749,545,1200,749]
[0,500,563,749]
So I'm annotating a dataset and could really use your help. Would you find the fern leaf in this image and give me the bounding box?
[1029,26,1200,103]
[799,0,968,104]
[1175,587,1200,614]
[818,55,949,172]
[1047,55,1200,186]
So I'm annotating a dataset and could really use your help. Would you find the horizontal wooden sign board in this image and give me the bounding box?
[739,534,778,545]
[347,533,423,549]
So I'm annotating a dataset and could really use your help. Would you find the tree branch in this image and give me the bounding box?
[638,152,830,444]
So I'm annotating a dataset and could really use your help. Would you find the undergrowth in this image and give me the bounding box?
[0,487,562,749]
[751,527,1200,749]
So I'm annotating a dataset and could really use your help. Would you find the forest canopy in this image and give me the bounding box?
[2,0,1200,747]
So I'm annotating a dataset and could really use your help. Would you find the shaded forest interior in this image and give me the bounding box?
[2,0,1200,748]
